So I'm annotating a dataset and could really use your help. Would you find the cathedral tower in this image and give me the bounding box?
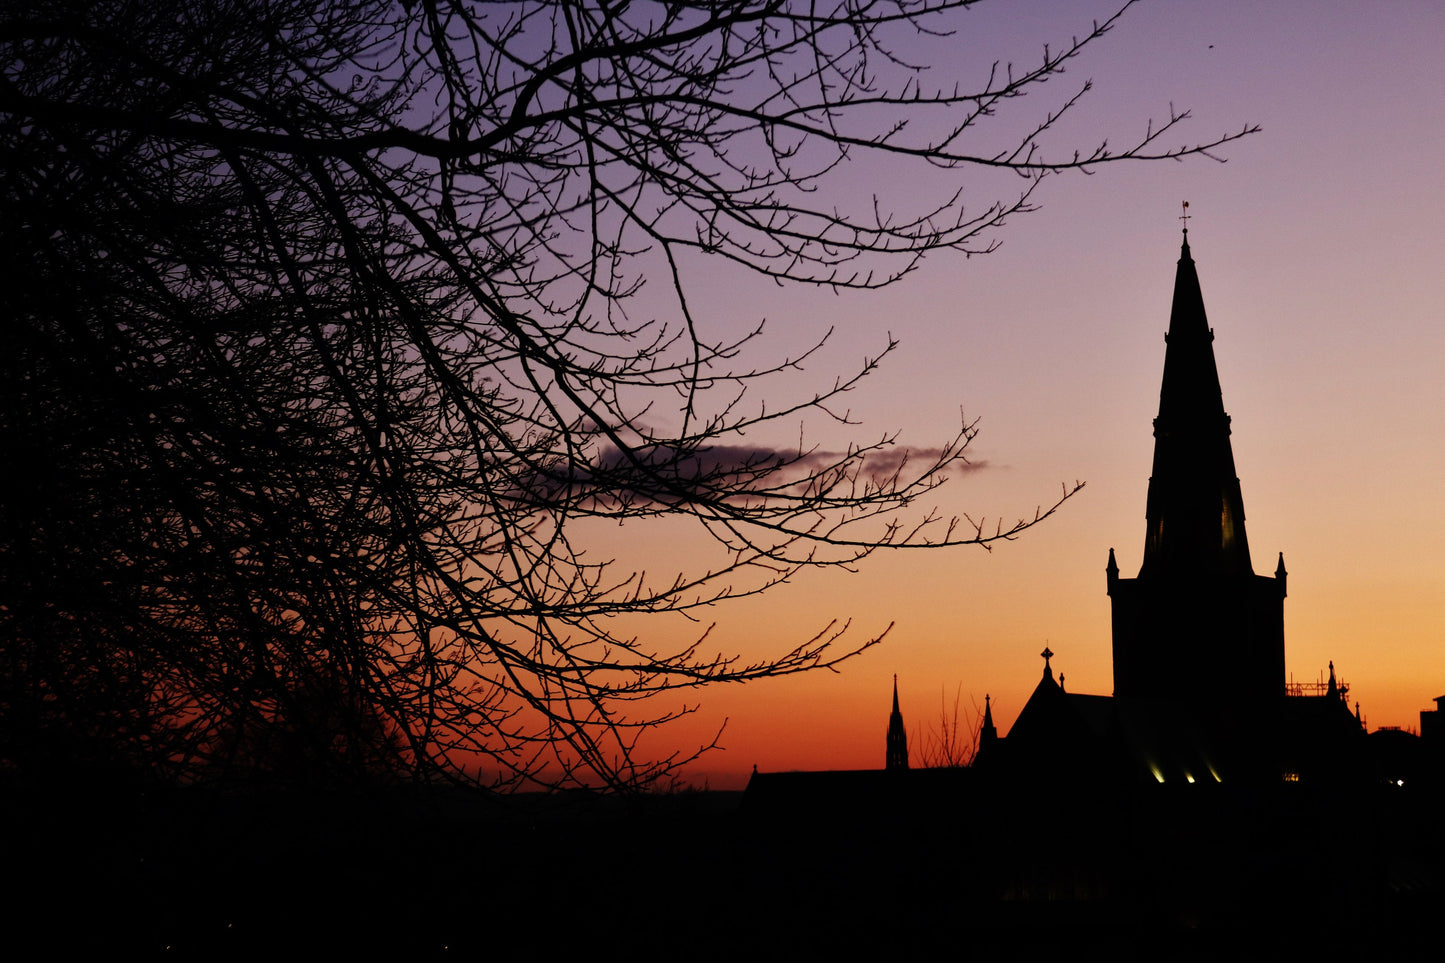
[1106,229,1286,711]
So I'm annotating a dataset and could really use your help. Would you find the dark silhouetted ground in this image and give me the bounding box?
[3,776,1440,959]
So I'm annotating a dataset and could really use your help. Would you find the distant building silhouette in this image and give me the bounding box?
[751,226,1441,798]
[886,674,908,770]
[1423,695,1445,742]
[980,228,1365,786]
[743,228,1445,936]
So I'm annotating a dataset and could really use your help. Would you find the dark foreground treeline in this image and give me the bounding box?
[3,774,1441,958]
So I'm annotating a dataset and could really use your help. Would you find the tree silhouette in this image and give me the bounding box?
[0,0,1253,790]
[916,686,983,769]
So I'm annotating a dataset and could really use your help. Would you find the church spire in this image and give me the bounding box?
[886,674,909,770]
[1140,225,1254,578]
[1107,218,1286,708]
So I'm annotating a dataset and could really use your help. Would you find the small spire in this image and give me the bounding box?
[979,693,999,756]
[1276,552,1287,577]
[1106,547,1119,577]
[886,674,909,771]
[1327,661,1338,698]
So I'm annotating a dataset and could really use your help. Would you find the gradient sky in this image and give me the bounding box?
[606,0,1445,789]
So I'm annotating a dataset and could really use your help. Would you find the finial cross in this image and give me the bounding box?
[1040,646,1053,668]
[1180,200,1191,234]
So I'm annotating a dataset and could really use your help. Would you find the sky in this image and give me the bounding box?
[609,0,1445,790]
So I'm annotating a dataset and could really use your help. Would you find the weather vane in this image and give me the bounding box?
[1180,200,1191,235]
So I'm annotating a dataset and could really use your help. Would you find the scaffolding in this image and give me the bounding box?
[1284,679,1349,701]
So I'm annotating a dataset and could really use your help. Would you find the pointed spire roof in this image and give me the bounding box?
[978,692,998,756]
[886,674,909,770]
[1140,227,1254,578]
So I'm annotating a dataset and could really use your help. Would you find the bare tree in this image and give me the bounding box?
[916,686,983,768]
[0,0,1253,790]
